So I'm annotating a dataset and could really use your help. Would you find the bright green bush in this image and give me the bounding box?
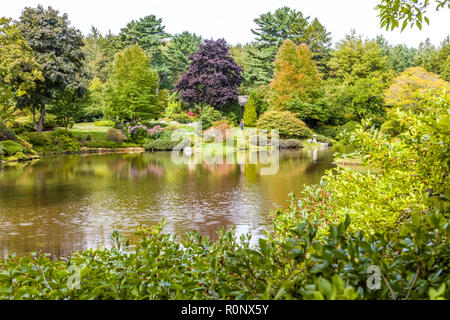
[380,119,406,137]
[257,111,313,139]
[0,211,448,300]
[0,140,26,156]
[94,120,115,127]
[48,129,81,152]
[169,113,191,124]
[198,106,222,129]
[243,92,258,127]
[276,90,449,237]
[143,131,190,151]
[21,132,50,147]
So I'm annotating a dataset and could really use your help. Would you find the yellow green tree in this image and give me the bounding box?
[270,40,321,115]
[0,17,43,122]
[243,91,258,127]
[104,45,160,121]
[385,66,449,111]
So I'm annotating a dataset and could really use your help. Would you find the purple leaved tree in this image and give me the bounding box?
[175,39,244,110]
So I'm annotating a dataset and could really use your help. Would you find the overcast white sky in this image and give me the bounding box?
[2,0,449,47]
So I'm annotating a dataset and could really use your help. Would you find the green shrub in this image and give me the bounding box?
[0,212,447,300]
[48,129,81,152]
[169,113,191,124]
[106,129,128,144]
[21,132,51,147]
[336,121,362,144]
[313,123,339,139]
[380,119,406,137]
[198,106,222,130]
[0,140,26,156]
[279,139,303,149]
[85,140,120,149]
[257,111,313,139]
[243,92,258,127]
[143,132,190,151]
[94,120,115,127]
[0,120,17,141]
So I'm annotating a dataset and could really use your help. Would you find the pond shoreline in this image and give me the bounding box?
[0,146,146,164]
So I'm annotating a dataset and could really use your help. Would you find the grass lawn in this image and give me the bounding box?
[66,122,113,140]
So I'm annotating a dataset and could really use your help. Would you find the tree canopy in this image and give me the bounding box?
[245,7,331,88]
[270,40,322,115]
[0,17,43,122]
[16,5,86,132]
[176,39,243,109]
[162,31,202,89]
[104,46,160,121]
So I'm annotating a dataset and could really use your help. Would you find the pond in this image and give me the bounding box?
[0,146,347,257]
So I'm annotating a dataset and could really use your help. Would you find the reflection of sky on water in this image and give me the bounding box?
[0,147,347,257]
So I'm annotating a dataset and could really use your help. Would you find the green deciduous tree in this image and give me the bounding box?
[377,0,450,31]
[84,77,105,120]
[16,5,86,133]
[104,46,160,121]
[328,31,392,84]
[385,66,449,111]
[0,17,43,122]
[327,32,393,122]
[48,88,87,131]
[119,15,171,88]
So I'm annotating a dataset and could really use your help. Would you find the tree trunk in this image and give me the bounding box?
[32,105,38,132]
[37,104,46,133]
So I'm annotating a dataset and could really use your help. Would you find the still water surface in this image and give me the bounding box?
[0,147,344,257]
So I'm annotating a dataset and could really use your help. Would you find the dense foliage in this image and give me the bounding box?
[243,92,258,127]
[271,40,322,122]
[176,39,243,109]
[16,5,86,133]
[257,111,313,139]
[104,46,160,121]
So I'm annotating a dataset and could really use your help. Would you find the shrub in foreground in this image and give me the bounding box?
[0,212,448,300]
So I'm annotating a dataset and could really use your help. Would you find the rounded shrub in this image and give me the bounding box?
[279,139,304,149]
[199,106,222,130]
[169,113,191,124]
[257,111,313,139]
[48,129,81,152]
